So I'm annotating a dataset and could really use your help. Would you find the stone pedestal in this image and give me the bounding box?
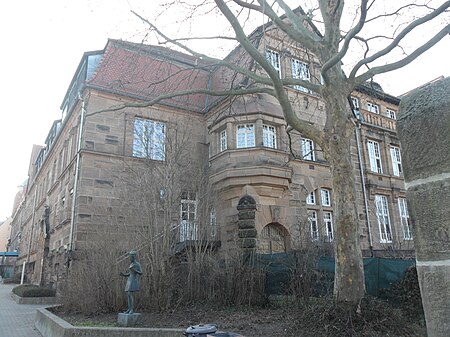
[117,313,141,327]
[237,195,257,265]
[397,77,450,337]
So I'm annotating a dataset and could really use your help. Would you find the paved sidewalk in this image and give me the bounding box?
[0,283,47,337]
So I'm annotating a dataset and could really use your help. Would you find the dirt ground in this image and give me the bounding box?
[57,296,426,337]
[61,306,297,337]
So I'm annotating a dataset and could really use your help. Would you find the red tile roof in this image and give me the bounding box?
[89,39,214,112]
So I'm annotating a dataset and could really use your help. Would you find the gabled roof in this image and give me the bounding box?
[355,81,400,105]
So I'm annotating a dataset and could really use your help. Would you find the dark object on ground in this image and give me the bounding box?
[12,284,56,298]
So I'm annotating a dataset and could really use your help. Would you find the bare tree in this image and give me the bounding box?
[100,0,449,310]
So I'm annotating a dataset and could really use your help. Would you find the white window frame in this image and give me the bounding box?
[133,117,165,161]
[386,109,396,120]
[308,210,319,241]
[351,96,360,110]
[367,140,383,174]
[291,58,311,92]
[301,138,315,161]
[375,195,393,243]
[306,191,316,205]
[390,146,403,177]
[367,102,380,114]
[220,129,227,152]
[398,198,412,240]
[236,124,255,148]
[321,188,331,207]
[324,212,334,242]
[180,191,197,241]
[265,49,281,77]
[263,124,277,149]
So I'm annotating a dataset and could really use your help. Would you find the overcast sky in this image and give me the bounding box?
[0,0,448,221]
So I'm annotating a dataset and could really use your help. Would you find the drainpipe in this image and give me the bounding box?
[22,187,38,284]
[353,118,374,256]
[68,93,86,254]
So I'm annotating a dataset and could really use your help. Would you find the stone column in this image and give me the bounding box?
[397,77,450,337]
[237,195,257,264]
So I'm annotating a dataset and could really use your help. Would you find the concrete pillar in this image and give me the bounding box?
[397,77,450,337]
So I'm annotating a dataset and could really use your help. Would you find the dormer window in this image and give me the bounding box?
[265,49,281,77]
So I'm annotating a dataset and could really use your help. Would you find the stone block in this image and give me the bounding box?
[240,238,256,248]
[398,77,450,181]
[238,219,255,229]
[406,179,450,261]
[117,313,141,327]
[238,210,256,220]
[238,228,257,238]
[417,264,450,337]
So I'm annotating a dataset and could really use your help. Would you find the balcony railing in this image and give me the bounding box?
[360,109,396,131]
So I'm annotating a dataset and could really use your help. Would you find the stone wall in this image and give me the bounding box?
[397,77,450,337]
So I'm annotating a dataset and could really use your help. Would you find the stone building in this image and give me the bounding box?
[8,36,412,286]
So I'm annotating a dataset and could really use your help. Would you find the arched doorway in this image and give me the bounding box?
[258,223,289,254]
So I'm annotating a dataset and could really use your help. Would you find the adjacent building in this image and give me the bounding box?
[8,34,412,286]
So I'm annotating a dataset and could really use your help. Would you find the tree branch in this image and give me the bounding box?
[215,0,323,144]
[131,10,271,86]
[86,86,276,117]
[354,24,450,84]
[349,0,450,79]
[233,0,321,50]
[322,0,368,74]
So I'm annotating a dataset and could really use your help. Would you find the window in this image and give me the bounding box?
[375,195,393,243]
[263,124,276,148]
[367,140,383,174]
[266,49,281,77]
[324,212,333,241]
[220,130,227,152]
[133,118,165,160]
[398,198,412,240]
[210,208,217,239]
[306,191,316,205]
[367,102,379,114]
[301,138,315,161]
[386,109,396,120]
[321,188,331,207]
[180,191,197,241]
[351,96,360,110]
[291,59,311,92]
[308,210,319,241]
[236,124,255,148]
[390,146,403,176]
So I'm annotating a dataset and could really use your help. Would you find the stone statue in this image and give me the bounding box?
[120,250,142,314]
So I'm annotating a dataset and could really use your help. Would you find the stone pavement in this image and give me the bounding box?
[0,283,46,337]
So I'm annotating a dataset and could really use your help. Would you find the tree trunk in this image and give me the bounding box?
[323,86,365,308]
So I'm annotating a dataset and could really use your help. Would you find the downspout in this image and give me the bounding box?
[353,118,374,256]
[68,93,86,254]
[22,187,37,284]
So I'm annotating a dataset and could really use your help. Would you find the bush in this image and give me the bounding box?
[13,284,56,298]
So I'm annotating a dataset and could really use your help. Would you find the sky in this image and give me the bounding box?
[0,0,449,221]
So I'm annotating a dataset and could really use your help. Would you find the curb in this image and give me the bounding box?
[35,307,184,337]
[11,293,60,305]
